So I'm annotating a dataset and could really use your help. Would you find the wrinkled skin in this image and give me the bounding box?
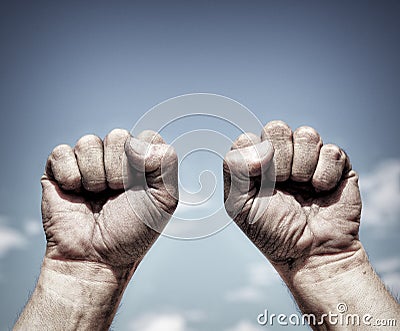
[42,129,178,268]
[224,120,362,269]
[15,124,400,331]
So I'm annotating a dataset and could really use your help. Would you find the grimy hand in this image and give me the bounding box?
[14,129,178,331]
[42,129,178,268]
[224,120,399,330]
[224,120,359,269]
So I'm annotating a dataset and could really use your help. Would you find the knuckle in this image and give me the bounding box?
[105,128,130,144]
[293,126,321,144]
[347,169,359,182]
[168,145,178,161]
[61,175,81,191]
[75,134,102,150]
[231,132,260,150]
[160,144,177,163]
[262,120,292,139]
[74,134,106,192]
[51,144,72,159]
[321,144,344,161]
[262,122,292,183]
[291,127,321,182]
[137,130,165,144]
[141,144,177,172]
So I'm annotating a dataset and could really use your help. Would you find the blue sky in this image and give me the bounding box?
[0,1,399,330]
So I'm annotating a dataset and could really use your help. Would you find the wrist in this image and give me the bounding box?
[42,256,137,286]
[40,256,137,308]
[271,245,400,330]
[14,257,138,331]
[282,247,370,311]
[275,240,366,283]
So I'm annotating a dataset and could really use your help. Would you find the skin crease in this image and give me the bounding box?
[13,122,399,330]
[224,120,400,330]
[41,129,178,267]
[13,129,178,331]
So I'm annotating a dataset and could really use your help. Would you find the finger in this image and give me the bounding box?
[261,120,293,182]
[343,149,352,173]
[104,128,130,190]
[137,129,165,144]
[74,134,107,193]
[291,126,322,182]
[312,144,347,192]
[46,144,81,191]
[231,132,260,150]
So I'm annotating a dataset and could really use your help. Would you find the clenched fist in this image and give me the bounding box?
[224,120,360,269]
[42,129,178,268]
[224,120,400,330]
[15,128,179,331]
[14,122,399,331]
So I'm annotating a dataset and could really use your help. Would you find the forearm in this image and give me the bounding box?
[274,246,400,330]
[14,257,136,331]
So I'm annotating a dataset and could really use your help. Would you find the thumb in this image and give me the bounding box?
[224,139,273,179]
[124,131,179,211]
[223,134,274,223]
[124,130,168,172]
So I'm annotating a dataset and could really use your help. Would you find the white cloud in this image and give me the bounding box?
[225,320,265,331]
[173,192,219,218]
[225,262,279,303]
[0,216,42,258]
[0,222,26,258]
[248,262,279,287]
[359,159,400,227]
[184,309,206,322]
[130,313,186,331]
[374,257,400,274]
[23,219,42,236]
[381,272,400,295]
[129,309,205,331]
[225,286,263,302]
[374,256,400,295]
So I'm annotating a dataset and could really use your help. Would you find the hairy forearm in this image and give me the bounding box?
[14,257,136,331]
[273,246,400,330]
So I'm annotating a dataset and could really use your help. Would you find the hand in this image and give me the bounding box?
[42,129,178,269]
[224,121,400,330]
[14,129,178,331]
[224,120,361,270]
